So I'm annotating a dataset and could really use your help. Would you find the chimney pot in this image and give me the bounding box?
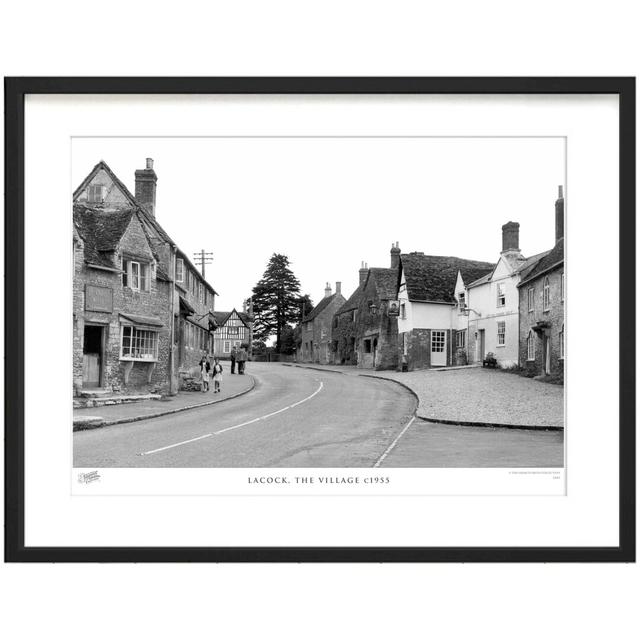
[501,221,520,253]
[555,185,564,242]
[135,158,158,218]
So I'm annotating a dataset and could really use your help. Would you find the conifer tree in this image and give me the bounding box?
[252,253,307,352]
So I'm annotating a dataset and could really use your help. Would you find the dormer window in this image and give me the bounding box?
[122,258,151,292]
[87,184,105,203]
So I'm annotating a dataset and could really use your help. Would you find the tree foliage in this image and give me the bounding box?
[252,253,305,352]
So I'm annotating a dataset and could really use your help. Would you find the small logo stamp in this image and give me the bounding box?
[78,470,101,484]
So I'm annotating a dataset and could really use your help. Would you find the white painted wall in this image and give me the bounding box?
[467,255,521,366]
[398,269,456,333]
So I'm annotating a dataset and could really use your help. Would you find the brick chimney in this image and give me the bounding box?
[135,158,157,218]
[359,261,369,286]
[555,185,564,242]
[501,221,520,253]
[390,241,401,269]
[335,281,342,295]
[324,282,332,298]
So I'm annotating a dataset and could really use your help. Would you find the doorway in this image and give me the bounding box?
[82,324,104,388]
[478,329,486,362]
[544,334,551,375]
[431,330,447,366]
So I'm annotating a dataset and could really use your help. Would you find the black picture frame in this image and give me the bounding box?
[4,77,635,563]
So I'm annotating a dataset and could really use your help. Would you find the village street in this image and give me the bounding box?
[74,363,563,468]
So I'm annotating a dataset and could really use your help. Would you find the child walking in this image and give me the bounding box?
[212,358,223,393]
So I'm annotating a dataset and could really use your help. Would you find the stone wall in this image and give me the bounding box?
[518,265,564,378]
[73,231,173,395]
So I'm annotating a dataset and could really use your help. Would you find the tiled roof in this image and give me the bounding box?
[303,294,341,322]
[212,309,253,327]
[518,239,564,286]
[368,267,398,300]
[337,284,364,314]
[73,204,134,269]
[400,253,494,303]
[73,160,218,296]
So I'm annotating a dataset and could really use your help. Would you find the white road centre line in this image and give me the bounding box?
[139,380,324,456]
[373,416,416,468]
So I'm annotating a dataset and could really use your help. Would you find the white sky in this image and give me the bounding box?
[72,137,565,312]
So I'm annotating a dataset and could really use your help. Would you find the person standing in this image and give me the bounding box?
[237,346,247,375]
[230,346,237,374]
[212,357,223,393]
[199,354,211,392]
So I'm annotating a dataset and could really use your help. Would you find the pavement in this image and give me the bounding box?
[73,372,255,430]
[286,363,563,429]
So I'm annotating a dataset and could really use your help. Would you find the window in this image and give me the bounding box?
[431,331,445,352]
[400,303,406,319]
[496,282,506,307]
[122,259,150,291]
[175,258,184,283]
[352,309,357,322]
[121,326,158,360]
[527,287,534,312]
[364,339,372,354]
[456,330,466,349]
[87,184,105,203]
[223,340,230,353]
[198,282,204,303]
[527,330,535,361]
[561,272,565,302]
[333,316,338,328]
[543,276,550,310]
[458,292,466,311]
[559,324,565,359]
[497,321,506,346]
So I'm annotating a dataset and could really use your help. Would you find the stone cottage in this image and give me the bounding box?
[397,252,494,370]
[299,282,346,364]
[333,263,368,365]
[333,243,402,371]
[73,159,218,397]
[517,187,565,377]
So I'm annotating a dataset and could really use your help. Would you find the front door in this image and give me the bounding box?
[82,325,103,388]
[544,335,551,375]
[431,330,447,366]
[478,329,486,362]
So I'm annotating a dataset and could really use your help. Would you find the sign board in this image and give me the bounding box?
[387,300,400,316]
[85,284,113,313]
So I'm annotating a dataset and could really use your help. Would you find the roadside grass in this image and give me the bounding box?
[499,363,564,385]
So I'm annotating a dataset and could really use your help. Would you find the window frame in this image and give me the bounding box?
[543,276,551,311]
[456,330,466,349]
[497,321,506,346]
[527,329,535,361]
[120,325,159,361]
[527,287,534,312]
[175,258,184,283]
[496,282,506,307]
[559,324,565,360]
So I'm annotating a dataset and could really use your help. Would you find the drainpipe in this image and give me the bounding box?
[169,244,177,395]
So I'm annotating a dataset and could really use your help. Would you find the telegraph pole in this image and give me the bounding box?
[193,249,213,278]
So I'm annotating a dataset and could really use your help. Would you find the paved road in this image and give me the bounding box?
[73,363,417,468]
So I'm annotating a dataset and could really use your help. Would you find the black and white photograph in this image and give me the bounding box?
[72,136,565,471]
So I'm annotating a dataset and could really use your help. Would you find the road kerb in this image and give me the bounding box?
[73,375,256,431]
[288,363,564,431]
